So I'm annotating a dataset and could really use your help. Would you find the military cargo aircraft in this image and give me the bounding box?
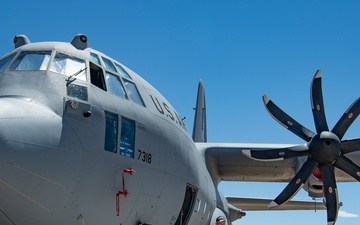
[0,35,359,225]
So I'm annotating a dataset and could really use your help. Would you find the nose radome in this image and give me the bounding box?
[0,96,63,148]
[0,96,84,225]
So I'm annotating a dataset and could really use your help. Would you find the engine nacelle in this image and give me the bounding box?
[296,157,323,198]
[210,191,245,224]
[303,175,323,198]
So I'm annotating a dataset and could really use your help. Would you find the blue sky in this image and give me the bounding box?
[1,1,360,224]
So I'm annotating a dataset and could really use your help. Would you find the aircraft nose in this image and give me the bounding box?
[0,95,63,148]
[0,95,84,224]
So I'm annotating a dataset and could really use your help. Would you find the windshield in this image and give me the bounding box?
[0,53,17,73]
[10,51,51,71]
[50,52,86,81]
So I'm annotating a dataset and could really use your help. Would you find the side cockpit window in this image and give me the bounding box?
[102,56,117,73]
[105,72,127,99]
[0,53,16,73]
[90,53,145,107]
[50,53,86,81]
[90,62,106,91]
[114,63,132,79]
[90,52,101,65]
[10,51,51,71]
[123,80,145,106]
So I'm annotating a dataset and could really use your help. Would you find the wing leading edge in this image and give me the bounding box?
[227,196,326,211]
[198,142,356,185]
[199,142,299,184]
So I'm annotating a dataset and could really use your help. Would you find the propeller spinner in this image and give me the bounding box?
[243,70,360,225]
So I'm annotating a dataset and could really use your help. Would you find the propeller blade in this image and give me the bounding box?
[320,163,339,225]
[332,97,360,140]
[341,138,360,154]
[311,70,329,133]
[334,155,360,182]
[268,158,317,207]
[242,144,308,161]
[263,95,314,141]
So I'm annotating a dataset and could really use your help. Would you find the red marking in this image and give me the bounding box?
[287,121,293,126]
[116,193,120,216]
[296,178,301,184]
[124,168,135,175]
[357,172,360,177]
[118,190,129,197]
[348,113,353,119]
[279,152,285,156]
[116,190,129,216]
[312,166,322,181]
[116,171,132,216]
[316,105,321,111]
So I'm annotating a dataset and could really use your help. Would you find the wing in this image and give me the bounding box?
[198,142,360,184]
[227,197,326,211]
[200,142,298,183]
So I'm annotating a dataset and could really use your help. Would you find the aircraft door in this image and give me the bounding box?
[175,184,197,225]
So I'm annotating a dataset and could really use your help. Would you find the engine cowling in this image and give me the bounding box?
[296,157,323,198]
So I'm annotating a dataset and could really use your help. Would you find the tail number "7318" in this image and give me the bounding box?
[138,150,152,164]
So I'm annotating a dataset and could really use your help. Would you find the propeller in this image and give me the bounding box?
[243,70,360,225]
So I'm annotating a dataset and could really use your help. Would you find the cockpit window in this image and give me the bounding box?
[50,52,86,81]
[10,51,51,71]
[102,57,117,73]
[90,53,101,65]
[105,72,127,99]
[114,63,132,79]
[0,53,16,73]
[123,79,145,106]
[89,54,145,107]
